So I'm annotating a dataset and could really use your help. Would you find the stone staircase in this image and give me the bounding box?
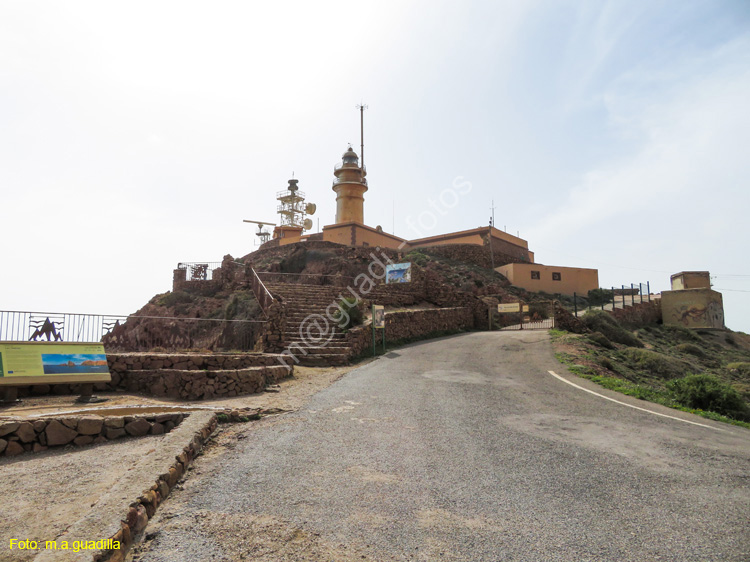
[265,283,354,366]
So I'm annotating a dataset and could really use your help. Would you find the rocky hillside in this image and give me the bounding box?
[105,240,550,352]
[554,310,750,426]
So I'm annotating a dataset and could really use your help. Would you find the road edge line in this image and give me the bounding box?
[547,370,723,431]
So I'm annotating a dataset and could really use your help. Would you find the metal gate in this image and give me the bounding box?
[494,301,555,331]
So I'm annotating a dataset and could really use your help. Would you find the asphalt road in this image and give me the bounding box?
[132,331,750,562]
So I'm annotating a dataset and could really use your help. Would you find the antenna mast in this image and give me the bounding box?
[357,103,368,169]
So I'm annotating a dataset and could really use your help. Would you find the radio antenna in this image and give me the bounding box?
[356,102,368,169]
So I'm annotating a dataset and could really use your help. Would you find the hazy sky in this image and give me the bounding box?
[2,1,749,332]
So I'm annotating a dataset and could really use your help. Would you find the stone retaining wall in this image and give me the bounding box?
[11,353,292,399]
[0,413,186,457]
[107,352,285,375]
[610,300,662,328]
[98,414,218,562]
[118,366,288,400]
[346,307,473,358]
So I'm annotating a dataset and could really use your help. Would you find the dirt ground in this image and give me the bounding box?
[2,365,357,418]
[0,365,356,562]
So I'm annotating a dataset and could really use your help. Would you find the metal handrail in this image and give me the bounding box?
[276,189,306,199]
[250,267,275,316]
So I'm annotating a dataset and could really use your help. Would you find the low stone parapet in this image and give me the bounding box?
[117,366,289,400]
[106,352,287,374]
[0,413,187,457]
[346,307,473,359]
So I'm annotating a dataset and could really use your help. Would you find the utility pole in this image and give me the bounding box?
[489,224,495,270]
[489,201,496,270]
[356,103,368,169]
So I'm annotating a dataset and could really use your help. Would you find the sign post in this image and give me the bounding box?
[385,263,412,284]
[0,342,111,403]
[372,305,385,356]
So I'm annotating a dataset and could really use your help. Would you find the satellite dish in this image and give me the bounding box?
[303,218,313,231]
[305,203,317,215]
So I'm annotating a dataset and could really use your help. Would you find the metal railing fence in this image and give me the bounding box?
[0,310,267,352]
[176,262,223,281]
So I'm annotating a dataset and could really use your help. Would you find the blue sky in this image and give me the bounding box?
[1,1,749,331]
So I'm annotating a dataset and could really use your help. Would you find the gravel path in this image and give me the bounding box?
[0,366,351,562]
[131,331,750,561]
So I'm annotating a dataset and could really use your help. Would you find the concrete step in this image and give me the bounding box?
[298,355,351,366]
[279,339,350,348]
[278,345,351,356]
[282,333,347,340]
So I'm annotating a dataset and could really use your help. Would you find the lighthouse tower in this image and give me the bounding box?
[332,146,367,224]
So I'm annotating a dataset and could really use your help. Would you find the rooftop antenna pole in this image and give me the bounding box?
[357,102,368,169]
[490,199,496,228]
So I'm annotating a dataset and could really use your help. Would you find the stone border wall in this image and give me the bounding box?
[107,352,287,375]
[117,366,289,400]
[97,415,218,562]
[610,300,662,328]
[346,307,473,358]
[0,413,186,457]
[11,353,293,399]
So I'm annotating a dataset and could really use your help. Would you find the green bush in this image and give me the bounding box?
[622,348,693,379]
[280,247,307,273]
[582,310,643,348]
[599,356,614,370]
[588,288,614,306]
[405,250,430,267]
[664,325,702,343]
[157,291,194,308]
[727,362,750,377]
[587,331,614,349]
[528,302,550,320]
[224,291,260,320]
[668,374,750,421]
[333,296,362,332]
[674,343,707,359]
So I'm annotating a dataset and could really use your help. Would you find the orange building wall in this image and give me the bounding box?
[496,263,599,296]
[322,222,406,250]
[407,232,485,248]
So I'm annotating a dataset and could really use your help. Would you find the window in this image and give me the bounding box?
[552,272,562,281]
[531,271,540,280]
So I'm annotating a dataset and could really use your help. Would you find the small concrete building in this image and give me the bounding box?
[670,271,711,290]
[662,271,724,329]
[495,263,599,297]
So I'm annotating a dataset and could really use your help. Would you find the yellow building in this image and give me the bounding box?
[670,271,711,290]
[662,271,724,329]
[495,263,599,296]
[260,145,599,289]
[407,226,534,264]
[322,146,406,250]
